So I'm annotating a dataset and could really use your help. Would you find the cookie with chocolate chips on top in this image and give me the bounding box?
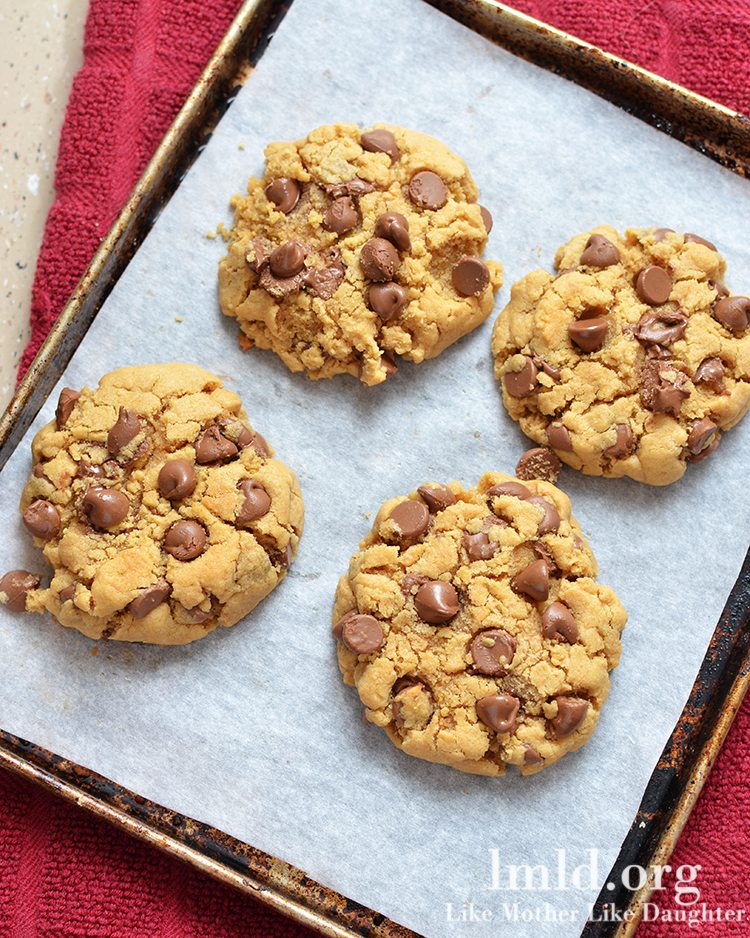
[219,123,502,385]
[333,473,625,776]
[4,364,303,644]
[492,226,750,485]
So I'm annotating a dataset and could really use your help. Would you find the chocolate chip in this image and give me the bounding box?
[0,570,40,612]
[713,296,750,334]
[414,580,460,624]
[479,205,493,233]
[368,282,408,322]
[304,249,346,299]
[515,447,561,484]
[339,613,384,654]
[684,232,716,251]
[417,484,456,513]
[360,237,400,282]
[269,241,306,279]
[653,227,674,241]
[265,177,301,214]
[361,128,399,162]
[323,197,358,235]
[389,499,430,542]
[182,604,213,624]
[634,309,688,346]
[687,436,719,464]
[470,629,516,674]
[128,581,171,619]
[549,696,589,738]
[546,422,573,452]
[462,532,497,562]
[164,520,207,561]
[374,212,411,251]
[55,387,80,429]
[568,317,608,352]
[527,496,560,536]
[22,500,61,540]
[76,460,106,479]
[541,601,578,643]
[81,487,129,529]
[687,417,718,456]
[476,693,520,734]
[391,678,434,728]
[635,266,672,305]
[604,424,635,459]
[487,481,531,501]
[195,427,239,464]
[236,479,271,526]
[640,359,690,416]
[452,256,490,297]
[711,280,729,298]
[524,746,543,765]
[158,459,197,501]
[249,432,271,457]
[382,353,398,377]
[401,572,429,597]
[503,356,538,398]
[107,407,141,457]
[59,584,76,603]
[580,233,620,268]
[407,170,448,210]
[533,356,562,381]
[512,558,550,602]
[693,357,726,394]
[324,178,376,199]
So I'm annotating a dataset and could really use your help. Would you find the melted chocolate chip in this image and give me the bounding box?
[55,387,80,429]
[81,487,129,529]
[269,241,307,279]
[687,417,718,456]
[324,178,376,199]
[236,479,271,526]
[462,532,497,562]
[128,581,171,619]
[368,282,408,322]
[635,266,672,305]
[693,358,726,394]
[360,237,400,281]
[713,296,750,334]
[580,233,620,268]
[265,178,301,214]
[303,249,345,299]
[407,171,448,210]
[0,570,40,612]
[22,500,61,540]
[158,459,197,501]
[568,316,608,352]
[546,422,573,452]
[452,256,490,296]
[604,424,635,459]
[634,309,688,346]
[476,693,520,734]
[107,407,141,457]
[164,520,207,561]
[195,427,239,464]
[470,629,516,674]
[511,558,550,602]
[361,128,399,162]
[541,601,578,643]
[374,212,411,251]
[527,496,560,536]
[323,197,358,235]
[503,356,538,399]
[414,580,460,624]
[417,484,456,513]
[640,359,690,416]
[549,696,589,738]
[515,447,561,484]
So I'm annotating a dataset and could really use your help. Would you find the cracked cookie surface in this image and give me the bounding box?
[333,473,626,776]
[492,226,750,485]
[219,123,502,386]
[13,363,303,645]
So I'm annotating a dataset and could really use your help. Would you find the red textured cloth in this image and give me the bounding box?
[5,0,749,934]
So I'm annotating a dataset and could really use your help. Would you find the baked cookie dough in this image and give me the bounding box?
[492,226,750,485]
[219,123,502,385]
[333,473,625,776]
[4,364,303,644]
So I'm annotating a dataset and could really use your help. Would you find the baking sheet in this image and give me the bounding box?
[1,0,749,934]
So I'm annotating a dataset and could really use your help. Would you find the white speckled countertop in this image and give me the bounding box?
[0,0,87,411]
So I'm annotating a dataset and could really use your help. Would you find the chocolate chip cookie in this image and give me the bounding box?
[219,123,503,385]
[4,364,303,644]
[333,473,625,776]
[492,227,750,485]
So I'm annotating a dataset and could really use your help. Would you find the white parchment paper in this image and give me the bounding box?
[1,1,749,934]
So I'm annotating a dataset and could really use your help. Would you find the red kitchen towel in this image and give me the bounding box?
[5,0,749,935]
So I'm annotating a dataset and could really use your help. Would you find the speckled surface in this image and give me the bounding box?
[0,0,87,411]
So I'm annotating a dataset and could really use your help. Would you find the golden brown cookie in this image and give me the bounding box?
[6,364,303,644]
[219,123,502,385]
[333,473,626,776]
[492,226,750,485]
